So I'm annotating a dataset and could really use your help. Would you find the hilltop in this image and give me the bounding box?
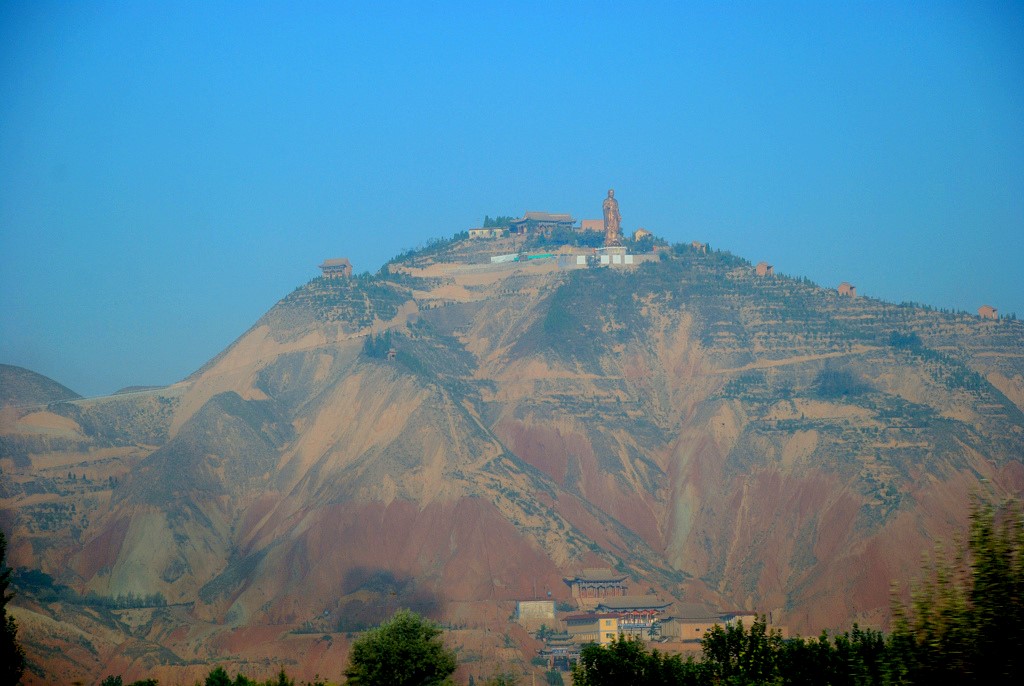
[1,232,1022,684]
[0,364,81,408]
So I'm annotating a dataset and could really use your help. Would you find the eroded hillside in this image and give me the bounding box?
[2,236,1022,683]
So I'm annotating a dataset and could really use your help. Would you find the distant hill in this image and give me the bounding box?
[0,364,81,407]
[1,233,1022,684]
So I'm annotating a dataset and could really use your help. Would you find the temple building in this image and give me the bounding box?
[659,604,761,644]
[319,257,353,278]
[979,305,998,320]
[563,568,629,607]
[579,219,604,233]
[509,212,575,235]
[659,603,721,644]
[838,282,857,297]
[755,261,774,277]
[691,241,708,253]
[563,614,620,645]
[538,633,580,671]
[633,228,652,241]
[592,595,672,635]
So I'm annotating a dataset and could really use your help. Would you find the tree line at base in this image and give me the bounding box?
[572,500,1022,685]
[2,500,1021,685]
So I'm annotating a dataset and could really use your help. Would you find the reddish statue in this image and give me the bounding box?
[603,189,622,247]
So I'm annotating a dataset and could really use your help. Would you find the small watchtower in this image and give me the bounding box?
[320,257,353,278]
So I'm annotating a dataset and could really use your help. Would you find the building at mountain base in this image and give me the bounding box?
[563,614,620,644]
[592,595,673,635]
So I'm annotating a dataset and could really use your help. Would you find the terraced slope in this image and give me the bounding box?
[1,237,1022,684]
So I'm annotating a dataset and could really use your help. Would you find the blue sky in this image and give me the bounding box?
[1,1,1022,396]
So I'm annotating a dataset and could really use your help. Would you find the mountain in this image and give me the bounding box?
[2,235,1023,683]
[0,364,81,408]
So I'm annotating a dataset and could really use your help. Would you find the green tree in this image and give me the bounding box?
[342,609,456,686]
[100,677,159,686]
[571,635,648,685]
[571,634,703,686]
[1,531,26,686]
[832,624,886,686]
[968,500,1024,683]
[886,499,1024,684]
[205,666,232,686]
[267,668,294,686]
[776,631,837,686]
[700,615,782,684]
[482,215,515,229]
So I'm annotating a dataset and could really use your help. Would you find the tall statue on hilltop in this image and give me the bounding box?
[603,188,622,247]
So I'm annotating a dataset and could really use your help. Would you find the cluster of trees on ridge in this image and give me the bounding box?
[2,500,1022,685]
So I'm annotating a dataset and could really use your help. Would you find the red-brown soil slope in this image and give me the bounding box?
[2,237,1022,683]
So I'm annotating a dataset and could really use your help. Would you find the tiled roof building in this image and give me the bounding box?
[319,257,352,278]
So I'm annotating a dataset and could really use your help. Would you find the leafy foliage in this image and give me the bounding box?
[571,635,704,686]
[888,500,1024,684]
[101,678,159,686]
[1,531,26,686]
[623,233,664,254]
[482,215,516,228]
[523,226,605,250]
[343,609,457,686]
[104,667,319,686]
[570,619,890,685]
[205,666,232,686]
[362,331,393,359]
[775,625,886,686]
[700,616,782,683]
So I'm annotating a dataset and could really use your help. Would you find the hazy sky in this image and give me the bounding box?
[2,1,1022,397]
